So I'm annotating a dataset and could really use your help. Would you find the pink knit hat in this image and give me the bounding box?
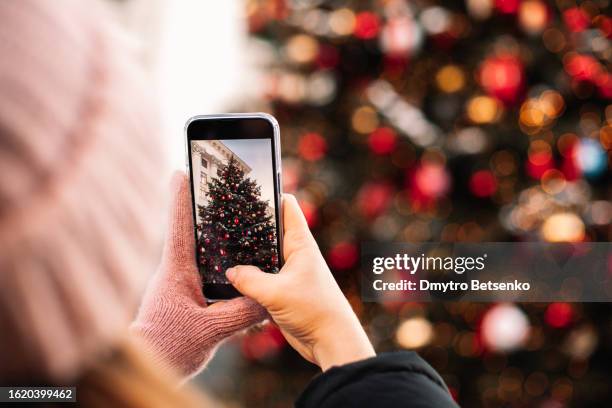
[0,0,165,382]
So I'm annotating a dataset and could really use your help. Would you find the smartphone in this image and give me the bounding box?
[185,113,283,301]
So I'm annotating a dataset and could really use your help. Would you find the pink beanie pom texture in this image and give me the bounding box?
[0,0,165,383]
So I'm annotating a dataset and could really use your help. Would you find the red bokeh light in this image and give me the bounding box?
[298,132,327,161]
[526,151,554,179]
[595,72,612,99]
[316,44,340,69]
[327,241,359,270]
[563,7,590,33]
[411,163,451,199]
[298,199,319,228]
[368,127,398,155]
[479,55,525,104]
[495,0,520,14]
[544,302,574,328]
[469,170,498,197]
[354,12,381,40]
[561,157,580,181]
[241,324,286,361]
[594,15,612,38]
[356,181,394,218]
[564,54,601,82]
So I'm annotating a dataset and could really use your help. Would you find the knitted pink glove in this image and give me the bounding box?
[131,172,268,379]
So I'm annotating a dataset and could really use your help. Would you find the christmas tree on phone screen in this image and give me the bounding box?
[197,155,278,284]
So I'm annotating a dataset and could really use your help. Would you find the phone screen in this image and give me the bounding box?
[186,115,282,300]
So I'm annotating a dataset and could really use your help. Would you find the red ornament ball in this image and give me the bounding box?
[298,132,327,161]
[545,302,574,328]
[354,12,381,40]
[327,241,359,270]
[469,170,498,197]
[563,7,590,33]
[479,55,524,104]
[368,127,398,155]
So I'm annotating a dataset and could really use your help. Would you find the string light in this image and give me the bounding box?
[467,95,501,124]
[541,212,585,242]
[396,317,434,349]
[436,65,466,93]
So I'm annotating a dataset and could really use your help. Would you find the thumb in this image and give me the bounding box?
[226,265,278,306]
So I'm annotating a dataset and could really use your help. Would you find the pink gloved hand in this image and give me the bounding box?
[131,172,267,379]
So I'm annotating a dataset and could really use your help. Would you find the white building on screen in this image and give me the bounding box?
[191,140,251,224]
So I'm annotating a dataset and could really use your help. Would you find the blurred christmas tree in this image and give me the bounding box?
[197,155,278,283]
[214,1,612,407]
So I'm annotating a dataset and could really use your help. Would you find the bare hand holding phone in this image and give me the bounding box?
[226,195,376,371]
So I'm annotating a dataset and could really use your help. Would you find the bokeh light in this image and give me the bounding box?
[469,170,498,197]
[467,95,502,124]
[541,212,585,242]
[518,1,549,34]
[479,54,524,104]
[436,65,466,93]
[297,132,327,161]
[396,316,434,349]
[481,304,529,352]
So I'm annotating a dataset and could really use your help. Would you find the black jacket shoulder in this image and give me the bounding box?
[296,351,459,408]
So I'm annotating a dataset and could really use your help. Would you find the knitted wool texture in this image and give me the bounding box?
[131,174,268,379]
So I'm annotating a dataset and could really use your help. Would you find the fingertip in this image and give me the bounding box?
[225,265,252,286]
[282,193,298,207]
[225,267,237,282]
[282,194,309,232]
